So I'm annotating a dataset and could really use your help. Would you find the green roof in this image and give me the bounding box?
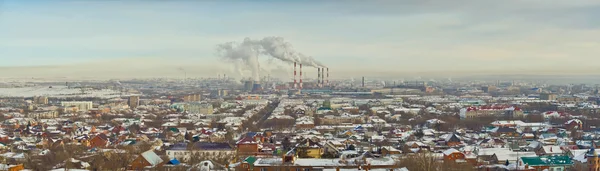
[521,156,573,166]
[169,127,179,133]
[244,156,257,165]
[317,107,332,111]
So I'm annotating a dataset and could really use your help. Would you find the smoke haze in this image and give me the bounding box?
[216,36,326,81]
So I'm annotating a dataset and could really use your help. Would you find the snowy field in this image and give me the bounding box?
[0,86,123,98]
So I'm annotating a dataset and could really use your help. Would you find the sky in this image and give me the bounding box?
[1,0,600,79]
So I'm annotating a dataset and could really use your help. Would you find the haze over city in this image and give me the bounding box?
[5,1,600,171]
[1,0,600,80]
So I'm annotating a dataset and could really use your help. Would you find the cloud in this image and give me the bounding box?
[0,0,599,78]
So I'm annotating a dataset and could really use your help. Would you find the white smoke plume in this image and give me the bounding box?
[216,38,262,81]
[217,36,325,81]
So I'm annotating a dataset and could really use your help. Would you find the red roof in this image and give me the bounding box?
[236,136,258,145]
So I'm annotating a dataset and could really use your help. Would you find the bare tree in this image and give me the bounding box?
[397,153,439,171]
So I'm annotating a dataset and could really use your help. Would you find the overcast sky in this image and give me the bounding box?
[1,0,599,79]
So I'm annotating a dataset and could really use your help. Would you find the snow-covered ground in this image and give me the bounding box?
[0,86,123,98]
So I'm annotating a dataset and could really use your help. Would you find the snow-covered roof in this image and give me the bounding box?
[141,150,163,167]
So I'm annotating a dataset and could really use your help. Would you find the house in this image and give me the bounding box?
[166,142,234,162]
[520,155,573,171]
[236,136,260,157]
[460,105,523,119]
[128,150,164,170]
[235,153,399,171]
[439,134,462,147]
[295,116,315,130]
[405,141,430,151]
[491,127,520,137]
[381,146,401,156]
[587,148,600,170]
[443,148,475,165]
[478,138,506,148]
[564,119,583,130]
[536,145,565,156]
[324,141,346,154]
[295,138,324,158]
[89,134,109,148]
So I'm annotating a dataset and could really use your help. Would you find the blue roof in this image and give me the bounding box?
[168,159,180,165]
[246,132,258,137]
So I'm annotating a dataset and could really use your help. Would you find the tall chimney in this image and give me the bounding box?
[321,68,325,86]
[326,68,329,86]
[318,68,321,87]
[362,76,365,87]
[293,62,297,89]
[299,64,303,90]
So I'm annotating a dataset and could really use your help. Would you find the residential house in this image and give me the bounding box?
[128,150,164,170]
[491,127,520,137]
[536,146,565,156]
[478,138,506,148]
[295,138,324,158]
[237,136,261,157]
[89,134,109,148]
[236,153,399,171]
[381,146,401,156]
[438,134,462,147]
[166,142,234,162]
[295,116,315,130]
[564,119,583,130]
[520,155,573,171]
[460,105,523,119]
[443,148,476,165]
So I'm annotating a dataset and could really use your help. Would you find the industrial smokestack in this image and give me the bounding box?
[326,68,329,87]
[293,62,297,89]
[321,68,325,86]
[299,64,303,90]
[317,68,321,87]
[362,77,365,87]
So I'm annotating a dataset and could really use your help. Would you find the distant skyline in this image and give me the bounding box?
[1,0,600,79]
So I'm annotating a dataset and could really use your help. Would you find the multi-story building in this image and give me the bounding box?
[459,105,523,119]
[540,93,557,101]
[481,86,497,93]
[28,110,59,119]
[183,94,201,102]
[33,96,48,105]
[60,101,93,112]
[128,96,139,109]
[186,102,213,114]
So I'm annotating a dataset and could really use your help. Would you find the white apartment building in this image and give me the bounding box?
[61,101,93,112]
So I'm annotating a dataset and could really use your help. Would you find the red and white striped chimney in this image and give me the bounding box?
[321,68,325,86]
[327,67,329,86]
[293,62,297,89]
[317,68,321,87]
[299,64,303,90]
